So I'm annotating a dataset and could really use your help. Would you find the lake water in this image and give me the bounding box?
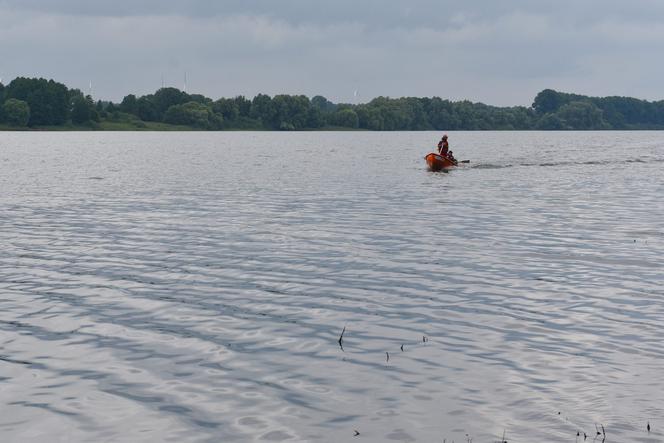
[1,131,663,442]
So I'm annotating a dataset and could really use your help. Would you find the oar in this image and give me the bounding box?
[459,160,470,164]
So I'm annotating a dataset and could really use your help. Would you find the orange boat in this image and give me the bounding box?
[425,153,457,171]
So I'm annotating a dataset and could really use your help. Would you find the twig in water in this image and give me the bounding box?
[386,352,390,363]
[338,326,346,352]
[593,423,606,443]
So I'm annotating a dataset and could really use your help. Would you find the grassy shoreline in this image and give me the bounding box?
[5,123,664,132]
[4,122,664,132]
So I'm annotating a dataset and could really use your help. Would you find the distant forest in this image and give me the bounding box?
[2,77,664,131]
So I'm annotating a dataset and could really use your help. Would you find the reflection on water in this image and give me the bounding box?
[1,131,663,442]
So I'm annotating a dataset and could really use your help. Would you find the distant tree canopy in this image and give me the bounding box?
[4,76,664,130]
[5,77,70,126]
[152,87,189,120]
[119,94,138,115]
[0,78,101,126]
[328,108,359,129]
[3,98,31,127]
[164,101,218,129]
[70,90,100,125]
[531,89,664,129]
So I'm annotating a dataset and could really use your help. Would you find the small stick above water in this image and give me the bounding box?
[338,326,346,352]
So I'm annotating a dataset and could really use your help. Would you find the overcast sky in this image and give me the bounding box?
[2,0,664,105]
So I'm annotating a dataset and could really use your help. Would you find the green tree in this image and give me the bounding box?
[187,94,212,105]
[153,87,187,119]
[5,77,70,126]
[71,95,90,124]
[212,98,239,122]
[556,101,608,129]
[234,96,252,117]
[505,106,536,130]
[119,94,138,115]
[3,98,30,127]
[250,94,275,127]
[407,98,431,129]
[536,113,565,130]
[311,95,336,113]
[70,93,99,124]
[532,89,562,115]
[329,108,359,128]
[136,96,158,121]
[356,105,384,130]
[532,89,586,116]
[0,83,5,123]
[306,107,325,128]
[272,95,310,130]
[164,101,214,128]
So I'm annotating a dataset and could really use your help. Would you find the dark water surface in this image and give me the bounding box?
[1,131,663,442]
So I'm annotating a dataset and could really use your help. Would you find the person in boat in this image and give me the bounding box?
[447,150,458,164]
[437,135,449,156]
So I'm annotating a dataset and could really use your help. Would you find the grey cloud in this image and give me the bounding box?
[6,0,664,26]
[2,1,664,105]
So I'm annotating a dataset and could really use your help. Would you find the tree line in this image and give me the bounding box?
[2,77,664,130]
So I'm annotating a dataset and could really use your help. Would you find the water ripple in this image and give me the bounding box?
[1,131,663,442]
